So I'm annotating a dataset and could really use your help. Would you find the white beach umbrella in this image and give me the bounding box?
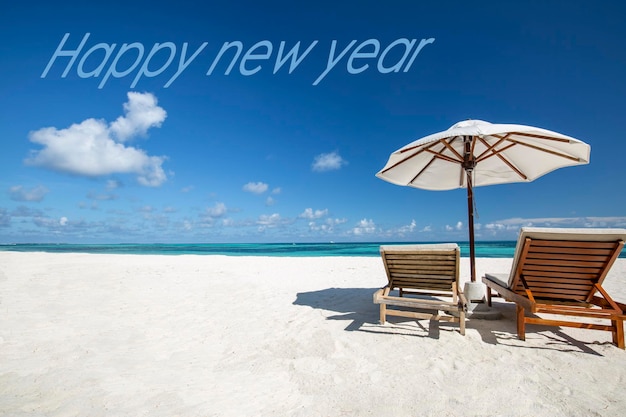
[376,119,591,283]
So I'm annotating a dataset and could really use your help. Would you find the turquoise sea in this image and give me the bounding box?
[1,241,624,258]
[0,241,516,258]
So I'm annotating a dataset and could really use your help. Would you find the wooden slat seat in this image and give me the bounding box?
[482,227,626,348]
[373,244,466,335]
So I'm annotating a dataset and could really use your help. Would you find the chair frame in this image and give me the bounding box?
[483,228,626,348]
[373,244,467,335]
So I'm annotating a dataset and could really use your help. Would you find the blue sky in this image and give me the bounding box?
[1,0,625,243]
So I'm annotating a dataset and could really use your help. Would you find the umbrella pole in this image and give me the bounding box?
[466,172,477,282]
[464,172,499,318]
[462,136,477,283]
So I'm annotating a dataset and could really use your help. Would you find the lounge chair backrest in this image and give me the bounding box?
[507,227,626,302]
[380,244,460,293]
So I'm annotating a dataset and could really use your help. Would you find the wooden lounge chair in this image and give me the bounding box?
[373,244,467,335]
[482,227,626,348]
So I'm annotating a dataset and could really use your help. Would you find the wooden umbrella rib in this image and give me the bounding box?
[380,149,427,174]
[506,132,572,143]
[506,138,583,162]
[459,164,465,187]
[380,141,441,174]
[475,142,516,163]
[429,138,463,164]
[475,134,509,162]
[398,139,441,154]
[496,152,527,180]
[440,138,464,161]
[426,149,461,164]
[476,137,528,180]
[382,139,462,175]
[410,155,437,185]
[409,139,462,184]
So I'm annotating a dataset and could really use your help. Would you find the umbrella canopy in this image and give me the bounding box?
[376,119,591,282]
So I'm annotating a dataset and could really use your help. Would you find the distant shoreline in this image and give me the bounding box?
[3,241,624,258]
[0,241,521,258]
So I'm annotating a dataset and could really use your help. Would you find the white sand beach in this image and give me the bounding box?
[1,252,625,416]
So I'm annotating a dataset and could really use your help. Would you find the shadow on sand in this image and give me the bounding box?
[293,287,611,355]
[293,287,380,332]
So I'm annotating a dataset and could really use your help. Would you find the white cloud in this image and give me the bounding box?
[582,217,626,227]
[109,91,167,142]
[9,185,49,202]
[446,221,464,231]
[484,223,507,231]
[258,213,281,224]
[206,202,228,218]
[25,92,168,187]
[486,216,626,230]
[299,208,329,219]
[312,151,347,172]
[33,216,60,228]
[307,217,347,233]
[397,219,417,234]
[59,216,68,226]
[265,196,275,206]
[243,182,269,194]
[257,213,285,231]
[352,218,376,235]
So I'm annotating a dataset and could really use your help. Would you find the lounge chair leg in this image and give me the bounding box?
[516,304,526,341]
[486,287,492,307]
[380,304,386,325]
[459,311,465,336]
[613,318,624,349]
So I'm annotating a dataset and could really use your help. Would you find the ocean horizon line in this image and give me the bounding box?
[0,240,527,258]
[2,241,624,258]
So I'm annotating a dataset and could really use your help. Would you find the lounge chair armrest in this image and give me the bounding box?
[484,273,510,288]
[373,288,384,303]
[482,275,534,310]
[458,291,468,309]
